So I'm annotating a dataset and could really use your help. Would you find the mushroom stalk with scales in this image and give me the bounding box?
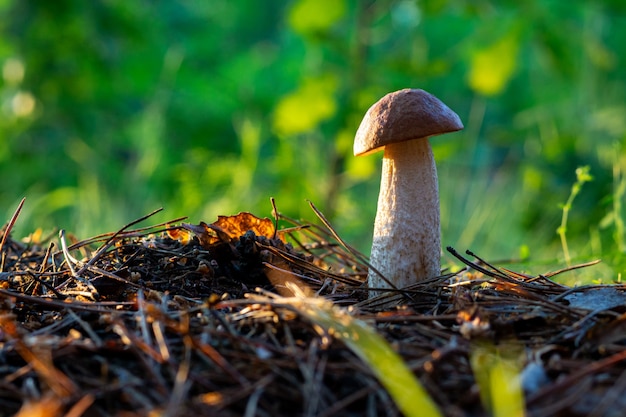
[354,89,463,296]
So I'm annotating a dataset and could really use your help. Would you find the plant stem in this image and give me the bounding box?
[557,166,593,266]
[613,153,625,252]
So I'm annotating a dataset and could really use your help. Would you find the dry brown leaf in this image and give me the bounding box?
[166,226,193,244]
[213,212,276,240]
[181,212,278,247]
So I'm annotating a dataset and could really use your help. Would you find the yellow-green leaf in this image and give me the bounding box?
[468,34,519,96]
[273,76,337,136]
[288,0,346,34]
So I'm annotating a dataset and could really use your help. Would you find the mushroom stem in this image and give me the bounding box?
[369,137,440,292]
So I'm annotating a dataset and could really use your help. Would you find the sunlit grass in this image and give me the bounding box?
[281,284,442,417]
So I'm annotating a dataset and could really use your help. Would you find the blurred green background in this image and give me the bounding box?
[1,0,625,283]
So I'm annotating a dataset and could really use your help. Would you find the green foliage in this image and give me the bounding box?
[1,0,625,281]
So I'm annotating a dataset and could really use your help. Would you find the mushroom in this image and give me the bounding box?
[354,88,463,295]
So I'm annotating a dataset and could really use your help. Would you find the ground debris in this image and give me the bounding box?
[0,210,625,417]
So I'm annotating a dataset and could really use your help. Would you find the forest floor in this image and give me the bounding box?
[1,202,625,417]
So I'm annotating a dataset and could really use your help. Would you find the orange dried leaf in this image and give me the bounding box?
[181,222,219,247]
[166,226,193,244]
[213,212,276,240]
[183,212,279,248]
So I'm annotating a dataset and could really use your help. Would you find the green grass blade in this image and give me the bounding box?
[286,289,442,417]
[470,341,525,417]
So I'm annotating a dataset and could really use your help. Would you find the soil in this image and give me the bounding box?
[0,210,625,417]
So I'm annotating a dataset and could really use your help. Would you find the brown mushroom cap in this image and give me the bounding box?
[354,88,464,156]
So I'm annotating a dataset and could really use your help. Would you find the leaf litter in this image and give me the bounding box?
[0,199,625,417]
